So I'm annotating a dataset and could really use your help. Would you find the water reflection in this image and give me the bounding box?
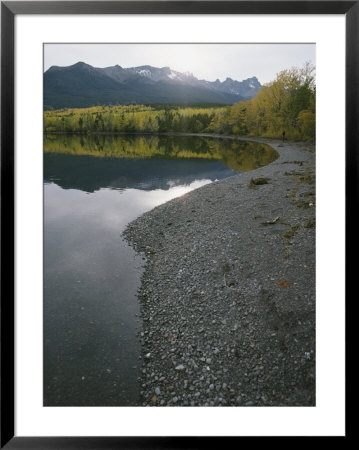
[44,153,233,193]
[44,133,279,191]
[44,134,278,406]
[44,180,210,406]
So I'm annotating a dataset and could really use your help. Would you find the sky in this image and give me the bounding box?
[44,43,315,84]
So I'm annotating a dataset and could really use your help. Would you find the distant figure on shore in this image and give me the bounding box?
[282,131,286,143]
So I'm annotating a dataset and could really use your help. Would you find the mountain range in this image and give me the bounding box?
[44,62,262,109]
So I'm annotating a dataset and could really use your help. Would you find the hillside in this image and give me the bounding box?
[44,62,261,109]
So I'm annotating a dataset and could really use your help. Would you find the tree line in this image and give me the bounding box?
[208,62,315,140]
[44,63,315,141]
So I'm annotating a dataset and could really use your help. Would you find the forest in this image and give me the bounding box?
[44,64,315,141]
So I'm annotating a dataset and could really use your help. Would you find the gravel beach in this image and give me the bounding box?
[123,136,315,407]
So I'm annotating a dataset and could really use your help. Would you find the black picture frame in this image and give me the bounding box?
[1,1,353,447]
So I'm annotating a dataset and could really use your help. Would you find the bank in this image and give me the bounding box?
[123,136,315,406]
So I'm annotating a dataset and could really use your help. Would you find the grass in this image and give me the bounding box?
[282,225,300,240]
[248,177,270,189]
[285,168,315,186]
[295,200,315,209]
[221,262,231,275]
[304,217,316,228]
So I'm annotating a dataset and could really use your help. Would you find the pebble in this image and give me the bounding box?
[123,140,315,407]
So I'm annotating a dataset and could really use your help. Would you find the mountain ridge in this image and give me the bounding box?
[44,62,262,109]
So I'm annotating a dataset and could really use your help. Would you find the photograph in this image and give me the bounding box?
[43,43,316,408]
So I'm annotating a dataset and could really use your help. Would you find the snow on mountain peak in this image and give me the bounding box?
[137,69,151,77]
[168,70,179,80]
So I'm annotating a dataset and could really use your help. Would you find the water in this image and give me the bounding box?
[43,134,278,406]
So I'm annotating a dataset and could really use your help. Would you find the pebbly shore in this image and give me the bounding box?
[123,137,315,406]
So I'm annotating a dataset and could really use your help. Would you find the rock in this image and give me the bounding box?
[123,139,315,408]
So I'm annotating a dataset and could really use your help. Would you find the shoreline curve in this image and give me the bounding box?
[123,136,315,407]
